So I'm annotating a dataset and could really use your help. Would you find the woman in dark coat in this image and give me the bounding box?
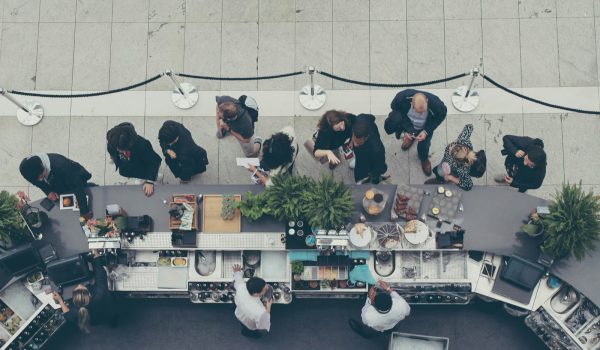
[495,135,546,192]
[158,121,209,183]
[304,110,356,169]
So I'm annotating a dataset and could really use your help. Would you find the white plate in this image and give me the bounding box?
[349,226,372,248]
[404,221,429,245]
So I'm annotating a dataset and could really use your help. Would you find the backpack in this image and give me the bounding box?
[470,150,487,178]
[238,95,259,123]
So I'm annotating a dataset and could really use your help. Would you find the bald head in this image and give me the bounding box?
[412,93,428,113]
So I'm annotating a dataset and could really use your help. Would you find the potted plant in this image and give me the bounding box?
[264,174,313,222]
[235,191,269,221]
[0,191,31,249]
[291,261,304,282]
[521,209,544,237]
[540,183,600,261]
[302,176,354,230]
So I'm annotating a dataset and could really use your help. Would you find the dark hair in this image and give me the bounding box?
[374,293,393,313]
[246,277,266,295]
[107,122,138,151]
[260,132,294,171]
[158,121,180,144]
[352,119,371,139]
[19,156,44,182]
[317,110,350,131]
[527,145,546,167]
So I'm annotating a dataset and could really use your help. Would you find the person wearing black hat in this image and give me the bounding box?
[158,121,209,184]
[106,122,161,196]
[495,135,547,193]
[348,280,411,338]
[19,153,93,218]
[352,114,389,184]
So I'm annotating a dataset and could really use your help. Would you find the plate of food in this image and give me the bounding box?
[403,220,429,245]
[172,257,188,267]
[349,223,373,248]
[157,257,171,266]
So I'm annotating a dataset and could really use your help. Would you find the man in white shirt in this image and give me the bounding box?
[349,280,411,338]
[232,264,272,338]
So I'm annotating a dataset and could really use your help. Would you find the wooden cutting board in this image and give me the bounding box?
[202,195,242,233]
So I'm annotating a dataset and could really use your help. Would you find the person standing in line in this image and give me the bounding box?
[232,264,272,338]
[352,114,389,184]
[106,122,162,197]
[495,134,546,193]
[247,126,298,187]
[384,89,447,176]
[348,280,411,338]
[304,110,356,169]
[215,95,262,157]
[158,120,209,184]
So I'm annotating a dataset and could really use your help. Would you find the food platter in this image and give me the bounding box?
[403,220,430,245]
[349,224,373,248]
[374,223,402,250]
[172,257,188,267]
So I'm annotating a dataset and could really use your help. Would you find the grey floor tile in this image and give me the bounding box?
[482,19,521,87]
[110,23,148,90]
[561,113,600,184]
[529,185,560,201]
[519,0,556,19]
[520,18,559,87]
[370,0,406,21]
[258,22,295,90]
[407,119,446,185]
[596,0,600,16]
[220,22,258,90]
[35,23,75,90]
[333,0,369,21]
[181,116,219,184]
[407,20,445,88]
[445,114,486,186]
[105,117,146,185]
[76,0,112,22]
[483,114,524,186]
[481,0,518,19]
[113,0,149,22]
[69,117,107,185]
[0,23,37,90]
[222,0,258,22]
[184,22,221,90]
[295,21,333,90]
[143,116,181,185]
[0,118,31,186]
[293,116,333,180]
[407,0,443,20]
[370,21,407,86]
[186,0,222,22]
[332,21,369,89]
[444,0,481,20]
[259,0,295,22]
[40,0,76,22]
[597,19,600,85]
[523,114,564,185]
[31,117,71,155]
[3,0,39,22]
[148,0,185,22]
[557,0,593,17]
[557,18,597,86]
[296,0,332,21]
[445,20,482,87]
[147,22,185,90]
[72,23,111,90]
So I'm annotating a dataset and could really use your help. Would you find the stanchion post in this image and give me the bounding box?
[0,88,44,126]
[298,66,327,111]
[165,69,199,109]
[452,68,480,113]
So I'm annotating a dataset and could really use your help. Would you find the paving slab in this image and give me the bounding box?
[483,114,524,186]
[257,22,295,91]
[561,113,600,184]
[332,21,369,90]
[35,23,75,90]
[406,0,443,20]
[370,0,406,21]
[112,0,149,22]
[369,21,407,87]
[220,22,258,91]
[147,22,185,90]
[557,18,597,87]
[222,0,258,22]
[72,23,112,90]
[31,116,71,155]
[523,114,564,186]
[481,0,518,19]
[69,117,107,185]
[75,0,112,22]
[482,19,521,87]
[0,22,38,90]
[104,117,146,185]
[445,114,487,186]
[40,0,76,22]
[184,22,222,90]
[556,0,594,17]
[259,0,295,22]
[444,20,482,88]
[444,0,481,20]
[294,21,333,90]
[186,0,222,22]
[519,0,556,19]
[110,23,149,90]
[520,18,559,87]
[0,117,31,186]
[407,20,445,88]
[333,0,369,21]
[148,0,185,22]
[296,0,332,22]
[3,0,39,22]
[181,116,220,184]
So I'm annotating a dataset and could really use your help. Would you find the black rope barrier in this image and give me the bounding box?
[9,74,164,98]
[483,74,600,115]
[176,71,303,81]
[318,71,470,88]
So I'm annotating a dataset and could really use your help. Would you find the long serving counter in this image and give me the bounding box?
[0,184,598,350]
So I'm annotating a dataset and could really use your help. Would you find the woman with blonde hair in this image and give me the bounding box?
[304,110,356,169]
[425,124,481,191]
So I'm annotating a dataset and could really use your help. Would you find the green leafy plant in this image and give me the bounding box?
[302,176,354,230]
[264,174,314,221]
[221,193,235,220]
[235,191,269,221]
[541,183,600,260]
[291,261,304,275]
[0,191,30,247]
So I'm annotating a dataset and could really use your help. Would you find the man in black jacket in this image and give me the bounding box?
[19,153,93,218]
[384,89,447,176]
[158,121,209,183]
[352,114,389,184]
[106,122,162,197]
[495,135,546,193]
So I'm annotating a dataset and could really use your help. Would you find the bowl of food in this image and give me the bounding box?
[431,207,440,215]
[157,257,171,266]
[172,257,188,267]
[437,186,445,194]
[445,190,453,198]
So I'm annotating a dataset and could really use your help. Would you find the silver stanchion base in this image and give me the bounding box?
[299,84,327,110]
[171,82,199,109]
[452,86,480,113]
[16,102,44,126]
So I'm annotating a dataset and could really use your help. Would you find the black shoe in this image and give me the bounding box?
[348,319,372,339]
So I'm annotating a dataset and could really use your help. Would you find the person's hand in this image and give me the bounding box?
[52,292,63,304]
[415,130,427,142]
[166,150,177,159]
[368,286,377,303]
[378,280,392,292]
[515,150,525,158]
[233,264,242,273]
[504,175,513,184]
[403,133,414,143]
[247,164,257,173]
[265,299,273,312]
[47,192,59,201]
[143,182,154,197]
[218,120,229,130]
[326,150,341,165]
[81,212,93,220]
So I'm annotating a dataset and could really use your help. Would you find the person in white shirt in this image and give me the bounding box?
[349,280,411,338]
[232,264,272,338]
